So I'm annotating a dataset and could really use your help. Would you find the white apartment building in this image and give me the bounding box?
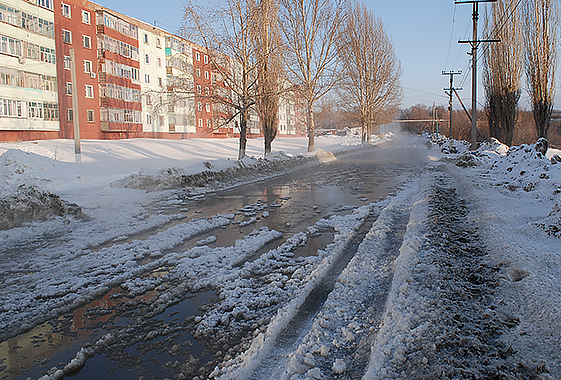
[164,35,195,134]
[278,94,297,135]
[138,25,168,133]
[0,0,59,132]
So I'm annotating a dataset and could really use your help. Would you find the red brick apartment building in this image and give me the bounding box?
[0,0,305,142]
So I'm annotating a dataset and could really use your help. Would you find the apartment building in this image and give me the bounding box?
[0,0,305,142]
[164,34,195,136]
[0,0,59,141]
[137,24,168,135]
[54,0,99,139]
[95,9,142,137]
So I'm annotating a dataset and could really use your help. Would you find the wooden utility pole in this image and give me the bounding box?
[456,0,499,150]
[442,71,462,139]
[70,49,81,155]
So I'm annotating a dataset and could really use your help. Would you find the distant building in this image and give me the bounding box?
[165,35,195,136]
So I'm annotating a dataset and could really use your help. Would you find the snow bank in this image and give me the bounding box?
[0,137,369,230]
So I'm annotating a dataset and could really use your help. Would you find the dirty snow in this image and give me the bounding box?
[2,132,561,380]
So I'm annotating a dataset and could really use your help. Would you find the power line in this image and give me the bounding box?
[444,5,457,70]
[456,0,499,150]
[402,86,448,99]
[477,0,523,66]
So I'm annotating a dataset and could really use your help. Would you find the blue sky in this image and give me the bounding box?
[102,0,552,110]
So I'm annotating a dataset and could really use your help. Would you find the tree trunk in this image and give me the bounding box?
[238,116,248,160]
[307,107,315,152]
[264,126,276,155]
[534,100,553,139]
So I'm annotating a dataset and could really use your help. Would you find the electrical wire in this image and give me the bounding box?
[444,5,457,70]
[477,0,524,66]
[402,86,449,99]
[454,0,523,95]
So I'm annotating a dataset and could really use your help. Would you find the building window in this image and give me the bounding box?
[158,77,163,87]
[147,114,152,125]
[198,118,203,128]
[207,119,212,128]
[145,94,151,105]
[157,57,161,67]
[144,74,150,83]
[144,34,148,44]
[204,54,208,64]
[62,29,72,44]
[196,68,201,77]
[85,85,94,98]
[144,54,149,64]
[156,38,161,48]
[82,10,90,24]
[83,35,91,49]
[0,99,24,117]
[64,55,71,70]
[27,102,43,118]
[67,108,73,122]
[86,109,94,122]
[132,68,140,81]
[197,102,202,111]
[83,60,92,73]
[205,87,209,95]
[205,103,210,112]
[197,85,201,94]
[204,71,209,80]
[61,2,71,18]
[196,52,200,61]
[65,82,72,95]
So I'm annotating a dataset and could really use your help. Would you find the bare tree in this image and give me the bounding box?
[483,0,523,146]
[184,0,260,160]
[336,2,402,143]
[278,0,345,152]
[254,0,283,155]
[523,0,559,139]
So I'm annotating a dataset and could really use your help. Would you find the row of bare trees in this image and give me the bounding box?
[483,0,559,146]
[183,0,402,159]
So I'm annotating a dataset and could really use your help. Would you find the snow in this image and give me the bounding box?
[2,132,561,379]
[363,136,561,378]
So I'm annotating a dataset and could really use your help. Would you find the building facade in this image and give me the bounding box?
[54,0,100,139]
[0,0,59,141]
[0,0,305,142]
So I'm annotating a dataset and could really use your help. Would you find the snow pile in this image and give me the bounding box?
[0,184,84,230]
[428,135,561,236]
[425,134,470,155]
[112,152,318,192]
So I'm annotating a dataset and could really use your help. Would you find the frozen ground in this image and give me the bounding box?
[1,133,561,380]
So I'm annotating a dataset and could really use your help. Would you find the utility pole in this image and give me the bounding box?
[70,49,81,155]
[432,102,436,134]
[456,0,499,150]
[442,71,462,139]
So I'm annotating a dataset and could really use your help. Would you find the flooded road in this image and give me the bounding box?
[1,136,429,380]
